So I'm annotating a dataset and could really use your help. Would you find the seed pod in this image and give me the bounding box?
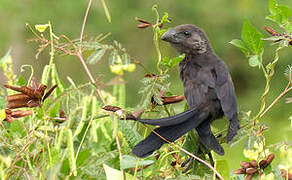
[162,95,185,105]
[11,110,33,118]
[233,168,246,174]
[250,160,258,168]
[4,85,42,99]
[259,160,267,169]
[42,84,57,101]
[7,94,31,102]
[264,26,280,36]
[137,24,151,29]
[240,161,251,168]
[245,174,253,180]
[171,161,176,166]
[246,168,257,174]
[38,84,47,96]
[266,153,274,165]
[135,17,152,25]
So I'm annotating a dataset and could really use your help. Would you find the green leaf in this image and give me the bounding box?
[285,22,292,33]
[16,76,26,86]
[216,160,230,180]
[9,120,26,137]
[241,18,264,54]
[229,39,249,57]
[161,12,171,24]
[87,48,106,64]
[171,54,185,68]
[269,0,278,14]
[103,164,133,180]
[120,155,153,170]
[267,0,291,25]
[158,28,169,37]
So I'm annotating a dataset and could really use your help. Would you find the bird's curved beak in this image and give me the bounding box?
[161,28,177,43]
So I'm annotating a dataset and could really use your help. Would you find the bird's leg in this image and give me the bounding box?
[181,142,201,173]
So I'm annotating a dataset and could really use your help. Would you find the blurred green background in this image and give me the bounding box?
[0,0,291,170]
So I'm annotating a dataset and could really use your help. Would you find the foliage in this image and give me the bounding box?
[0,0,291,179]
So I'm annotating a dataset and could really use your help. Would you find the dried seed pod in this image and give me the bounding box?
[11,110,33,118]
[264,26,280,36]
[259,160,267,169]
[246,168,257,175]
[137,24,151,29]
[245,174,253,180]
[102,105,122,112]
[4,85,42,99]
[7,98,34,109]
[162,95,185,105]
[266,153,274,165]
[250,160,258,168]
[281,169,292,180]
[233,168,246,174]
[135,17,152,25]
[240,161,251,168]
[38,84,47,96]
[6,94,31,102]
[42,85,57,101]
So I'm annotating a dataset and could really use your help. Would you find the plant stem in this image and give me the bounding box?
[259,82,291,119]
[77,0,106,105]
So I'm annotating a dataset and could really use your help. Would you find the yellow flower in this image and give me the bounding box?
[123,64,136,72]
[110,65,124,75]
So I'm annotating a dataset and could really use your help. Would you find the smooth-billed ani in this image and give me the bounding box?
[129,24,240,158]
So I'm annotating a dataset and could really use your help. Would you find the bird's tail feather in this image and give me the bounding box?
[132,108,198,126]
[132,111,208,158]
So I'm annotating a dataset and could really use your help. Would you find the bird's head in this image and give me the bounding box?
[161,24,210,55]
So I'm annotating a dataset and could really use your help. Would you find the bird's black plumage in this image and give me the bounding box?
[130,24,240,158]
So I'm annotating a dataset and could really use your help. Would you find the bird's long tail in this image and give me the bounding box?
[132,111,209,158]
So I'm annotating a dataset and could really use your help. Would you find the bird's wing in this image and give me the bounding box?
[214,61,238,121]
[184,67,215,108]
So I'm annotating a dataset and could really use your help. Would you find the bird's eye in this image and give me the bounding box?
[183,31,191,37]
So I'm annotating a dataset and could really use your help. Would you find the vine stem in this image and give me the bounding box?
[259,82,291,119]
[151,130,224,180]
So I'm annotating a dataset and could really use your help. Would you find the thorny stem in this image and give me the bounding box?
[151,129,224,180]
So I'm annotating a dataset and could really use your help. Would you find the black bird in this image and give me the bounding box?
[130,24,240,158]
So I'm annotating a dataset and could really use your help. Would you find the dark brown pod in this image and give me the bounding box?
[42,85,57,101]
[135,17,152,25]
[162,95,185,105]
[102,105,122,112]
[245,174,253,180]
[11,110,33,118]
[259,160,267,169]
[264,26,280,36]
[250,160,258,168]
[137,24,151,29]
[246,168,257,175]
[240,161,251,168]
[233,168,246,174]
[266,153,274,165]
[6,94,31,102]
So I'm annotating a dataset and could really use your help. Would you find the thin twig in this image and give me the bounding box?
[77,0,107,105]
